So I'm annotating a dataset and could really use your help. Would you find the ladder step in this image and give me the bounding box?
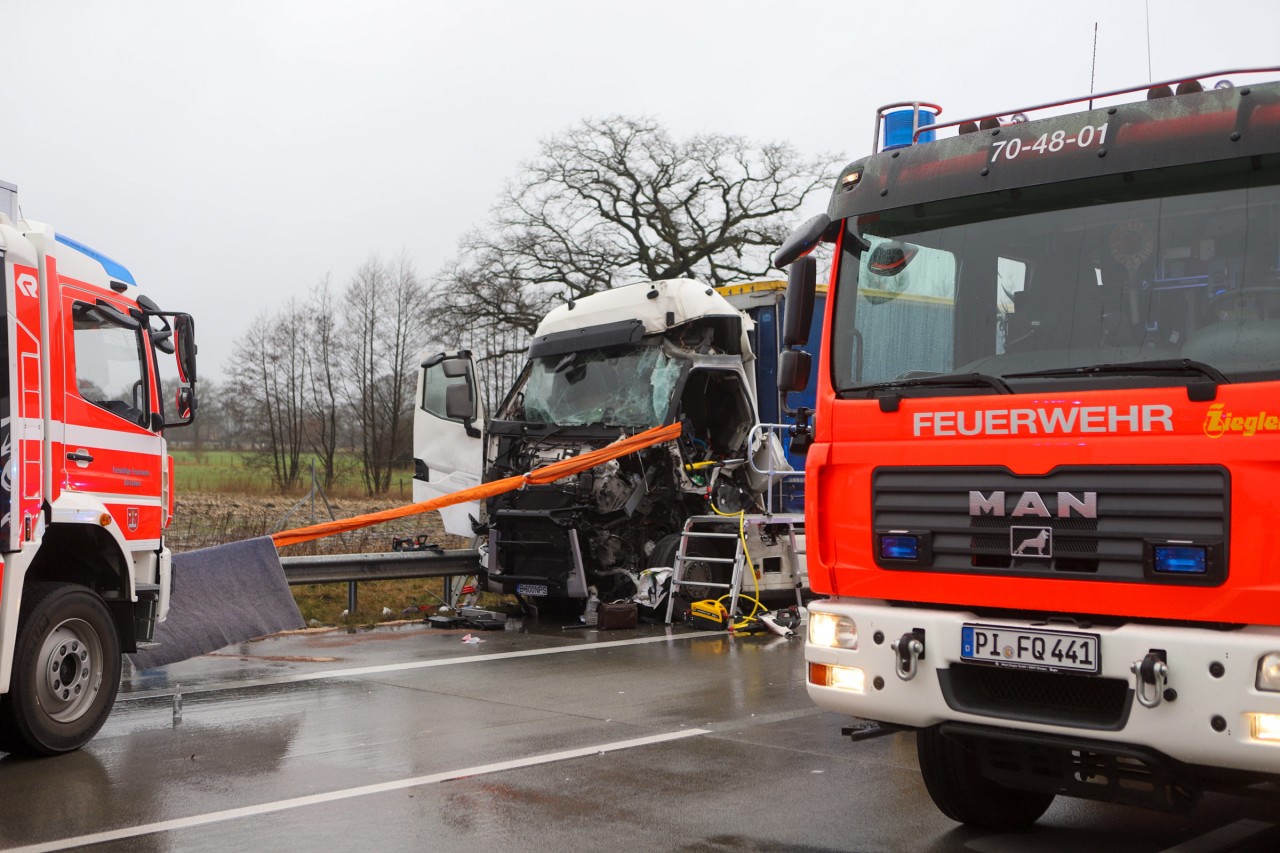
[678,556,736,564]
[681,531,740,539]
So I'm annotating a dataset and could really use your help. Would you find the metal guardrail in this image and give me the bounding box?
[279,550,481,586]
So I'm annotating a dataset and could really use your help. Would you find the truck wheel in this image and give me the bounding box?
[916,726,1055,830]
[0,582,121,756]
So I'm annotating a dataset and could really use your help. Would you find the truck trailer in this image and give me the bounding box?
[779,69,1280,826]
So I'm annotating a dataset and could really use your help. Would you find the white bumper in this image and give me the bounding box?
[805,597,1280,775]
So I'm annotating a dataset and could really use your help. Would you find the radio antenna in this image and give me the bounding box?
[1089,23,1098,108]
[1144,0,1153,81]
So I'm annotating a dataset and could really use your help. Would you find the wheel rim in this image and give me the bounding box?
[36,618,104,723]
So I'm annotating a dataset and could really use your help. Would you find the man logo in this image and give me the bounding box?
[1011,526,1051,558]
[127,507,139,532]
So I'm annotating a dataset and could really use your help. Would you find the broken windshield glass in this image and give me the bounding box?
[520,343,685,426]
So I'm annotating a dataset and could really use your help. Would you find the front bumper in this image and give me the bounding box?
[805,597,1280,775]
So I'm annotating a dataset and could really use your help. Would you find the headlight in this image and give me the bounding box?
[808,612,857,649]
[1257,653,1280,692]
[1249,713,1280,743]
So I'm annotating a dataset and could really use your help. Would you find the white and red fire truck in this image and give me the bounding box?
[0,184,197,755]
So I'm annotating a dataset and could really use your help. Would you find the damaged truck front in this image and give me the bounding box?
[414,278,778,610]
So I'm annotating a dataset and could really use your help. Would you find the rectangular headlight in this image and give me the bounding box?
[808,662,865,693]
[1257,653,1280,692]
[1249,713,1280,743]
[809,612,857,649]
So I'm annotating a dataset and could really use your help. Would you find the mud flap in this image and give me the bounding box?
[128,537,304,669]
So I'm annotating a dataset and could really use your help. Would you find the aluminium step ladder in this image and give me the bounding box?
[664,516,744,625]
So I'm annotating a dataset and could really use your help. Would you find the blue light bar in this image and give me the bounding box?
[879,534,920,561]
[54,233,136,286]
[1153,545,1208,574]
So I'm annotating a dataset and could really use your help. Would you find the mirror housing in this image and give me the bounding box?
[783,256,817,348]
[778,348,812,394]
[445,382,475,421]
[166,385,196,428]
[442,357,470,379]
[173,314,197,383]
[774,213,833,269]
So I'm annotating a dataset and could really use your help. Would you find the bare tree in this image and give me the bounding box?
[303,276,343,489]
[439,115,839,339]
[344,254,428,495]
[227,303,310,489]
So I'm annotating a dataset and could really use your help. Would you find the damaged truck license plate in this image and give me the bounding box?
[516,584,548,597]
[961,624,1100,674]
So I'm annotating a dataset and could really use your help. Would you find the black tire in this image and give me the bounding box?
[655,532,729,603]
[916,726,1055,830]
[0,582,121,756]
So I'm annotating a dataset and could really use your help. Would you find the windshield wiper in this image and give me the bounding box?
[1004,358,1228,401]
[838,372,1013,412]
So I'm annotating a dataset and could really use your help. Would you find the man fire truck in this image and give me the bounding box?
[778,69,1280,827]
[0,185,197,755]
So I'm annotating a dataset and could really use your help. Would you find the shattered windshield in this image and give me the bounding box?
[832,158,1280,390]
[519,343,685,426]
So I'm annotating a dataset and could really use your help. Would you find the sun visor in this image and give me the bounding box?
[528,318,646,358]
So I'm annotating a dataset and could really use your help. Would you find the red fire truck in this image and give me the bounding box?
[778,69,1280,826]
[0,188,197,755]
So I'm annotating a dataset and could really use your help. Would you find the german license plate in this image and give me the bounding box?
[516,583,548,597]
[961,623,1100,674]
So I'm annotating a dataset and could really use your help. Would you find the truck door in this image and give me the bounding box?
[59,288,164,545]
[413,351,485,538]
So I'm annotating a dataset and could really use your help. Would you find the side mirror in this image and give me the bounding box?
[442,357,469,378]
[445,382,475,421]
[173,314,197,383]
[778,348,812,394]
[774,213,833,269]
[166,385,196,428]
[783,256,817,348]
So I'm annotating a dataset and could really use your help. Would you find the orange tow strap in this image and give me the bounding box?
[271,422,683,548]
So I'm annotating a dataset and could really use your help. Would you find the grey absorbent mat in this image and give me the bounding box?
[129,536,304,669]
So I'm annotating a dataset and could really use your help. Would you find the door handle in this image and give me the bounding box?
[67,451,95,463]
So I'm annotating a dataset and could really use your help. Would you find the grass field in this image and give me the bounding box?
[171,449,415,499]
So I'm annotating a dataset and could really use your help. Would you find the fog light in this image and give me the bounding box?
[1153,544,1207,574]
[1249,713,1280,742]
[1258,653,1280,692]
[879,534,919,560]
[809,613,857,649]
[808,662,866,693]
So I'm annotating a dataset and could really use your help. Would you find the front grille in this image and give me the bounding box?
[873,466,1229,584]
[938,663,1133,730]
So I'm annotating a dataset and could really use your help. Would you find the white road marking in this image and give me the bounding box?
[1,728,711,853]
[120,630,724,700]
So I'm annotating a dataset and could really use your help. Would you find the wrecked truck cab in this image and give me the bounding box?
[416,278,770,606]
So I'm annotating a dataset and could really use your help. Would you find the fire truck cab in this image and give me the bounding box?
[0,199,197,756]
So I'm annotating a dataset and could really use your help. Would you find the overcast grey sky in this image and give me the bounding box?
[3,0,1276,378]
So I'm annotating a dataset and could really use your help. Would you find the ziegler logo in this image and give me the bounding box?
[968,490,1097,519]
[1203,404,1280,438]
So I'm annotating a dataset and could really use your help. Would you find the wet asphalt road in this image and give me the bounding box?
[1,616,1278,852]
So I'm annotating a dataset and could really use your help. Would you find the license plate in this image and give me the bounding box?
[961,623,1100,674]
[516,584,548,597]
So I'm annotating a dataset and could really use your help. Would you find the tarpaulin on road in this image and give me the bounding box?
[130,537,304,669]
[271,422,683,548]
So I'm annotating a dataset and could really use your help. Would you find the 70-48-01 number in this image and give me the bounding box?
[990,123,1109,161]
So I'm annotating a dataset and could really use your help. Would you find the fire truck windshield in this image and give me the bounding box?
[832,161,1280,393]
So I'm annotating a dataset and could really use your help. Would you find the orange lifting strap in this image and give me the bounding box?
[271,422,683,548]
